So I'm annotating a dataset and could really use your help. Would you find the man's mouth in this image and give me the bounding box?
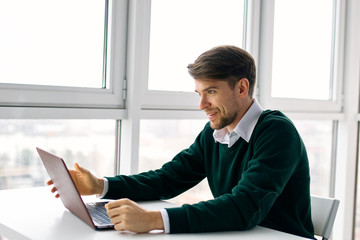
[207,112,217,120]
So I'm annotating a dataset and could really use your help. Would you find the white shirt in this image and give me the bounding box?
[101,99,264,233]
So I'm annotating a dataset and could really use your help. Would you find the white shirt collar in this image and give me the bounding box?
[213,99,263,147]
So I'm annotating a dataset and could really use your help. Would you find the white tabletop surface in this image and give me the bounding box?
[0,186,311,240]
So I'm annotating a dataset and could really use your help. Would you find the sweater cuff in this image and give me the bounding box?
[166,207,189,233]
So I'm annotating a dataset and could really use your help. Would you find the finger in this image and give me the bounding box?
[106,202,122,211]
[51,186,57,193]
[74,163,88,173]
[114,223,125,232]
[106,198,131,210]
[106,201,121,210]
[106,203,129,218]
[74,163,81,172]
[49,186,60,198]
[109,215,122,225]
[106,205,121,218]
[47,179,53,185]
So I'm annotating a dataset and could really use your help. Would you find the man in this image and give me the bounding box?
[48,45,314,239]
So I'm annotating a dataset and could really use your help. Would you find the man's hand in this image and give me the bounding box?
[47,163,104,198]
[105,199,164,233]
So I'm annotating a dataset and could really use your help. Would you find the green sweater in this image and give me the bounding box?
[104,110,314,239]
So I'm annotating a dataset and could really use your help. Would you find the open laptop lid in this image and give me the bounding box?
[36,147,98,229]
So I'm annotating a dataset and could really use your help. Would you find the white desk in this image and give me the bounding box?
[0,187,311,240]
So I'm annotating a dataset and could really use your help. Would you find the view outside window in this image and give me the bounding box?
[139,119,212,205]
[139,119,333,205]
[0,0,106,88]
[272,0,335,100]
[148,0,244,92]
[0,120,116,190]
[293,120,333,197]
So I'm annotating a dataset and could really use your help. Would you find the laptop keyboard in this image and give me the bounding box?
[86,202,112,226]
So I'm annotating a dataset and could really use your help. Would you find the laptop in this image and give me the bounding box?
[36,147,114,230]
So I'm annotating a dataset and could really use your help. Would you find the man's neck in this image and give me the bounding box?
[226,98,254,133]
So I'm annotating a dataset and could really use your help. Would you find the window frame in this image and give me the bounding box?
[136,0,200,111]
[256,0,345,113]
[0,0,128,111]
[139,0,247,111]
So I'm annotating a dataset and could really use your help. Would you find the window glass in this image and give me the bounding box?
[0,119,116,190]
[139,119,212,205]
[293,120,333,196]
[354,127,360,240]
[0,0,106,88]
[148,0,245,92]
[139,119,333,204]
[272,0,335,100]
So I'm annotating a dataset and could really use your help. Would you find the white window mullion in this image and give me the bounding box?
[334,0,360,239]
[257,0,274,108]
[244,0,261,90]
[119,0,151,175]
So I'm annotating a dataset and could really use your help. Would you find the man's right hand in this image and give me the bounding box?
[47,163,104,198]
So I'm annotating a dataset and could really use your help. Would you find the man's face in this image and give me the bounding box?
[195,79,243,132]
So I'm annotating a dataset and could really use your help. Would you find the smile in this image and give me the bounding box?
[207,112,217,120]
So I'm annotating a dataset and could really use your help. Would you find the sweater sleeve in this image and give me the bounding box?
[166,116,307,234]
[102,128,207,200]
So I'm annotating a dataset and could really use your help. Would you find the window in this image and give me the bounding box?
[258,0,343,112]
[255,2,352,238]
[142,0,245,109]
[0,119,116,190]
[148,0,245,93]
[0,0,105,88]
[255,0,345,198]
[0,0,127,108]
[0,0,128,190]
[293,120,335,197]
[272,0,335,100]
[139,119,212,205]
[1,1,357,239]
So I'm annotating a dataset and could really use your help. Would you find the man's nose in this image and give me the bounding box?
[199,96,210,110]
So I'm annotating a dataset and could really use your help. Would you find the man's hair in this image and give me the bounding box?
[187,45,256,97]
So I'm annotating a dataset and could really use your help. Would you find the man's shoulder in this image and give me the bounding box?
[256,110,297,134]
[259,110,293,124]
[252,110,305,153]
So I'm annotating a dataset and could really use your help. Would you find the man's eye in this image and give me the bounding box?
[208,90,215,94]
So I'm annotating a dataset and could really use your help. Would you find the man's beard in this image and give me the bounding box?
[209,110,238,130]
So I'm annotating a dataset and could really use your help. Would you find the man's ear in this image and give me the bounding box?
[237,78,250,98]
